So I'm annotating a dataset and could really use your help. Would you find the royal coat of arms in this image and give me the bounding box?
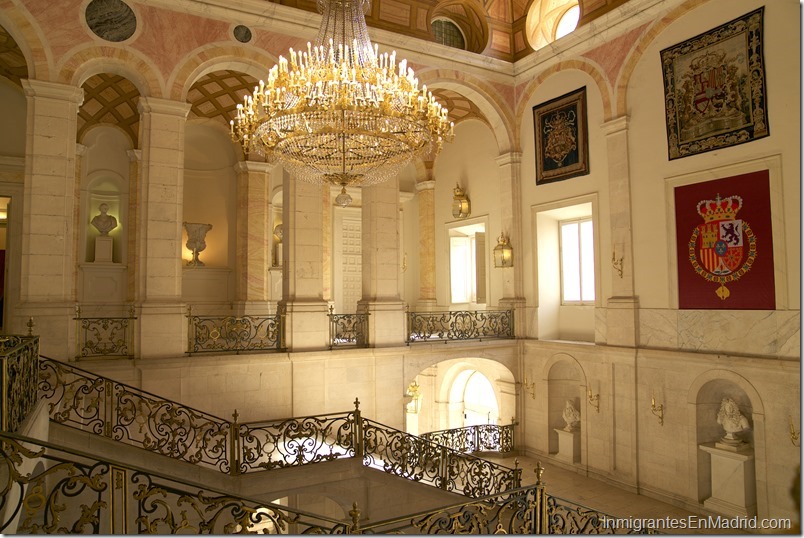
[688,194,756,300]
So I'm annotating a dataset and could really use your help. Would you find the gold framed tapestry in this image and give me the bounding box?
[533,87,589,185]
[660,7,768,160]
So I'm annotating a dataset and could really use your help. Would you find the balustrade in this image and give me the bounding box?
[0,335,39,432]
[328,307,370,348]
[406,309,514,343]
[186,306,284,354]
[74,305,136,359]
[421,423,515,453]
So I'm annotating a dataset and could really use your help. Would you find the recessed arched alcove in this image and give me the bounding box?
[687,370,765,518]
[545,357,583,458]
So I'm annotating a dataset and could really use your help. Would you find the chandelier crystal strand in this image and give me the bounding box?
[230,0,454,190]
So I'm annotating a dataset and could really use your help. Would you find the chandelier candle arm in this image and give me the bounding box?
[230,0,453,188]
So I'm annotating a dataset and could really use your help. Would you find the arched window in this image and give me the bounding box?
[525,0,580,52]
[555,5,580,40]
[432,19,466,50]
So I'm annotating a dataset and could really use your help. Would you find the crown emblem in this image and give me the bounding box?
[696,194,742,223]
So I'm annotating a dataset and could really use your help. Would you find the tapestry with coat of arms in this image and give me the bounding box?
[674,170,774,310]
[533,87,589,185]
[660,8,769,160]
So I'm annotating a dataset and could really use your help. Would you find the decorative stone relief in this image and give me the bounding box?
[233,25,253,43]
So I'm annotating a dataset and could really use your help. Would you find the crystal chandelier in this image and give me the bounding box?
[230,0,454,196]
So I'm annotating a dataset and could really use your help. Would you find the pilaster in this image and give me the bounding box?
[18,80,83,359]
[126,149,141,303]
[280,174,328,350]
[495,151,528,337]
[359,177,405,346]
[135,97,191,358]
[601,116,638,347]
[233,161,273,314]
[415,170,436,310]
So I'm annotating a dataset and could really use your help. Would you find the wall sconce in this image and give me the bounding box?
[611,250,624,279]
[493,234,513,268]
[587,388,600,413]
[452,184,471,219]
[651,393,664,426]
[522,376,535,400]
[789,416,800,447]
[405,380,423,414]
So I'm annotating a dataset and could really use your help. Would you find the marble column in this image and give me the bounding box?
[19,80,84,359]
[135,97,191,358]
[280,174,329,350]
[73,143,86,300]
[234,161,273,314]
[415,164,436,310]
[601,116,638,347]
[495,151,528,337]
[358,176,405,346]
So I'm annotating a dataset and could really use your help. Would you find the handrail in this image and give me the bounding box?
[0,431,349,535]
[406,308,514,343]
[0,335,39,432]
[35,357,518,497]
[421,422,516,453]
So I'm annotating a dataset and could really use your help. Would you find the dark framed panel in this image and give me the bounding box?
[533,87,589,185]
[661,7,768,160]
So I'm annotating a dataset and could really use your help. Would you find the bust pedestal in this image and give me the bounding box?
[554,428,580,464]
[699,443,756,517]
[94,236,113,263]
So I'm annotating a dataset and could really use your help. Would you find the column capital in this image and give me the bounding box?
[75,143,87,156]
[415,180,436,192]
[127,149,142,162]
[137,96,191,117]
[601,115,629,136]
[495,151,522,167]
[21,79,84,105]
[234,160,274,174]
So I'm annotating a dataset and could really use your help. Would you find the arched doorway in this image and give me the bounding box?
[450,369,499,427]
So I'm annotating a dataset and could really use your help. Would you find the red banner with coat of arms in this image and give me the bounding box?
[674,170,774,309]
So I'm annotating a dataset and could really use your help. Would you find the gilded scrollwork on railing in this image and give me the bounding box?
[187,309,282,354]
[0,335,40,432]
[406,309,514,343]
[361,419,518,498]
[38,358,232,473]
[356,485,544,535]
[237,412,357,473]
[0,432,349,535]
[328,309,369,348]
[74,306,136,359]
[421,423,516,454]
[545,495,650,534]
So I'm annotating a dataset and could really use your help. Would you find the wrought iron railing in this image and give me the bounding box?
[406,309,514,343]
[186,305,283,354]
[351,483,545,534]
[74,305,136,359]
[328,307,369,348]
[0,335,39,432]
[361,419,521,497]
[38,358,234,473]
[545,495,657,534]
[421,422,516,453]
[0,431,350,535]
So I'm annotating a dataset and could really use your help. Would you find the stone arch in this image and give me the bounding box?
[0,4,51,80]
[614,0,708,116]
[516,59,611,122]
[169,44,279,102]
[686,369,767,519]
[417,69,516,154]
[58,45,163,97]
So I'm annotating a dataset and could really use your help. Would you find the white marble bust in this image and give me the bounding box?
[91,203,118,236]
[562,400,580,431]
[716,397,750,443]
